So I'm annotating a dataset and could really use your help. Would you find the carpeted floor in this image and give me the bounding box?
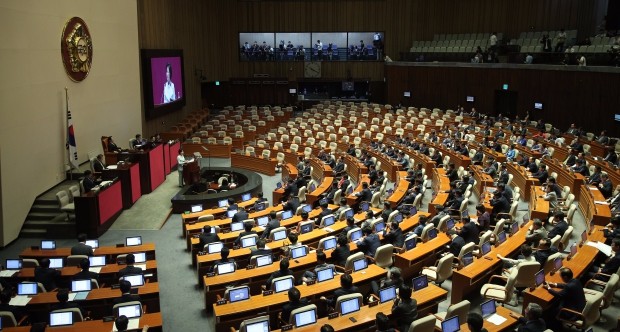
[1,157,619,331]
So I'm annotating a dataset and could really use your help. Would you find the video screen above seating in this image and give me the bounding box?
[239,32,384,62]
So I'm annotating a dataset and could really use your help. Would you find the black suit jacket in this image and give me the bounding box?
[459,222,480,244]
[113,293,141,305]
[517,318,546,332]
[384,227,405,248]
[548,220,568,239]
[602,251,620,274]
[231,210,249,224]
[534,247,558,267]
[93,159,106,172]
[199,233,220,248]
[391,298,418,332]
[118,265,144,278]
[281,298,310,323]
[357,188,372,202]
[83,177,97,193]
[71,243,94,256]
[331,245,350,267]
[357,233,381,257]
[34,267,60,291]
[234,230,258,246]
[73,270,99,281]
[266,269,293,288]
[249,248,272,258]
[449,236,466,257]
[548,279,586,312]
[327,285,360,307]
[261,219,281,239]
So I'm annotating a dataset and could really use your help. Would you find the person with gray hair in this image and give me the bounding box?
[370,266,403,296]
[517,302,546,332]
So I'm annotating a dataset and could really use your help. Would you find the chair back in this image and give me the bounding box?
[582,292,604,327]
[67,255,88,267]
[69,185,80,201]
[289,304,317,325]
[494,219,506,236]
[436,253,455,284]
[370,192,382,208]
[197,214,214,222]
[338,208,353,221]
[22,258,39,268]
[0,311,17,327]
[436,215,451,232]
[374,244,394,269]
[344,252,365,271]
[458,242,476,261]
[559,226,573,251]
[335,293,363,314]
[333,189,342,204]
[112,301,143,318]
[446,300,470,325]
[56,191,71,209]
[386,210,400,225]
[543,252,563,274]
[51,307,84,323]
[269,227,287,241]
[318,236,336,251]
[420,224,435,242]
[271,275,295,291]
[514,261,541,288]
[297,186,307,203]
[600,274,620,309]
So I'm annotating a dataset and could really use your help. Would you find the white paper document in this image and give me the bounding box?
[0,270,18,277]
[486,313,507,325]
[9,295,32,306]
[586,241,613,257]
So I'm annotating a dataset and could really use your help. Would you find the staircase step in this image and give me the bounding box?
[30,204,61,213]
[20,229,48,238]
[26,212,64,221]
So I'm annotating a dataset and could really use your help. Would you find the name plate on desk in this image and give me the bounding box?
[265,239,273,243]
[187,221,196,225]
[198,251,207,256]
[368,300,379,307]
[233,246,240,250]
[30,246,40,250]
[216,299,227,306]
[192,234,200,238]
[328,312,340,320]
[206,272,215,277]
[306,280,316,286]
[116,244,125,248]
[222,229,231,234]
[262,290,273,296]
[246,265,255,270]
[281,324,293,331]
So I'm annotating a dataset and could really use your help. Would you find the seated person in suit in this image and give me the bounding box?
[588,238,620,279]
[355,182,373,202]
[301,252,335,283]
[603,216,620,245]
[533,238,558,267]
[82,170,101,194]
[525,219,548,246]
[250,239,272,258]
[52,289,86,317]
[413,215,428,237]
[380,202,393,223]
[280,287,309,323]
[282,232,302,256]
[497,245,535,275]
[447,230,466,257]
[233,222,257,247]
[547,211,568,239]
[331,234,351,267]
[260,211,281,239]
[282,196,300,215]
[457,217,480,244]
[93,154,106,172]
[282,179,298,201]
[226,198,239,211]
[335,198,350,220]
[391,285,418,332]
[113,279,141,305]
[199,225,220,248]
[132,134,147,149]
[71,233,94,256]
[74,258,99,281]
[375,312,396,332]
[516,303,546,332]
[356,226,380,257]
[252,192,268,210]
[466,312,488,332]
[0,289,25,322]
[318,201,333,220]
[320,273,359,308]
[211,247,235,273]
[383,220,405,248]
[340,216,356,235]
[35,258,60,291]
[265,258,293,289]
[599,173,613,198]
[107,136,122,153]
[231,207,249,224]
[371,266,403,296]
[542,267,586,331]
[118,254,144,278]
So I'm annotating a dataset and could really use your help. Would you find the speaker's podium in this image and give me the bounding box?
[183,159,200,186]
[75,180,123,238]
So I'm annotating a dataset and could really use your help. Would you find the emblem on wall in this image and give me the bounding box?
[61,17,93,82]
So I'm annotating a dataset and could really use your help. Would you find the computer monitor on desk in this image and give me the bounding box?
[441,316,460,332]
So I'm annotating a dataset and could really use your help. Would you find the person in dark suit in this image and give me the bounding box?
[52,289,86,317]
[587,166,603,185]
[533,238,558,267]
[280,287,309,323]
[391,285,418,332]
[532,164,548,184]
[82,170,100,193]
[118,254,143,278]
[317,201,333,220]
[599,173,613,198]
[383,220,405,248]
[490,191,510,221]
[320,273,360,308]
[497,164,509,185]
[589,238,620,278]
[282,196,300,215]
[517,303,546,332]
[448,230,466,257]
[252,192,268,211]
[260,211,281,239]
[544,268,586,331]
[113,279,141,305]
[380,202,393,223]
[250,239,272,258]
[547,211,568,239]
[375,312,396,332]
[355,182,373,202]
[233,222,257,246]
[603,216,620,245]
[265,258,293,289]
[35,258,60,291]
[331,235,350,267]
[0,289,25,321]
[371,267,404,296]
[458,217,480,244]
[226,198,238,211]
[340,216,357,235]
[93,154,106,173]
[73,258,99,281]
[368,165,378,185]
[356,227,380,257]
[71,233,94,256]
[107,136,122,153]
[211,247,236,273]
[282,179,298,201]
[231,208,249,224]
[446,163,459,183]
[199,226,220,248]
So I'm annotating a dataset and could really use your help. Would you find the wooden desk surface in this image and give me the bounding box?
[394,233,451,280]
[529,186,550,221]
[10,260,157,279]
[19,244,156,260]
[181,198,258,224]
[386,172,410,208]
[450,221,532,304]
[1,313,162,332]
[457,306,519,332]
[506,162,538,201]
[231,153,277,176]
[271,284,448,332]
[579,185,612,226]
[307,177,335,205]
[27,282,160,305]
[213,264,386,315]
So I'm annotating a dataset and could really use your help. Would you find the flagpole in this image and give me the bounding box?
[65,87,72,180]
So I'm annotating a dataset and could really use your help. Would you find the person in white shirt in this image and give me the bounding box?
[489,32,498,51]
[578,54,586,66]
[555,29,567,52]
[177,149,188,187]
[163,63,176,103]
[524,53,533,64]
[315,40,323,60]
[498,244,535,276]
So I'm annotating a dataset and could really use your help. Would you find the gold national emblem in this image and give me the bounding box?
[61,17,93,82]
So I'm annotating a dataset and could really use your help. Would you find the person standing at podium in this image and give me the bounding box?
[177,149,188,187]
